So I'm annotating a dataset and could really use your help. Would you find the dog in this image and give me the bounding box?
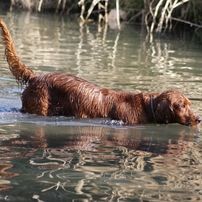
[0,18,201,126]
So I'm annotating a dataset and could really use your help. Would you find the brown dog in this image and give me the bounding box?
[0,18,200,126]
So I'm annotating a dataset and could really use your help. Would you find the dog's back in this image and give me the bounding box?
[0,18,200,126]
[21,72,118,118]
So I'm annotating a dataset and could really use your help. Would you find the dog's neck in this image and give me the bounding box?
[143,93,159,123]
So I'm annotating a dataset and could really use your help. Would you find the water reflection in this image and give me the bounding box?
[1,12,201,95]
[0,120,201,201]
[0,11,202,201]
[2,121,198,154]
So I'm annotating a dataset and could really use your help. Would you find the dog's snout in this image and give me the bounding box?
[196,116,201,124]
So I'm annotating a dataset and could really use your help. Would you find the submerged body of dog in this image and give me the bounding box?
[0,18,200,126]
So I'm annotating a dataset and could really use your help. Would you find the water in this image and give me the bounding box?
[0,11,202,201]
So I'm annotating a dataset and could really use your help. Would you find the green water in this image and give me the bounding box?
[0,11,202,202]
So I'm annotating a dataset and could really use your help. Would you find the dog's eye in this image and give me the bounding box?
[181,105,186,109]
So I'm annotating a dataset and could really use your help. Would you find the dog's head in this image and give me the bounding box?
[154,90,201,126]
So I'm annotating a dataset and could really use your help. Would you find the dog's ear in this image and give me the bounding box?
[155,99,174,124]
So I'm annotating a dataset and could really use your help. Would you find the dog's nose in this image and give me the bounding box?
[196,116,201,124]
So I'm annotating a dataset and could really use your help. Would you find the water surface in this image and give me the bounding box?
[0,11,202,201]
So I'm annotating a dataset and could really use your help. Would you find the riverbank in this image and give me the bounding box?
[1,0,202,34]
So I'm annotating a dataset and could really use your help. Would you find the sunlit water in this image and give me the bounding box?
[0,11,202,201]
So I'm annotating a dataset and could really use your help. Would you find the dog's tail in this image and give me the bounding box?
[0,18,36,83]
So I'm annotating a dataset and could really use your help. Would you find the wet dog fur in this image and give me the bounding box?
[0,18,201,126]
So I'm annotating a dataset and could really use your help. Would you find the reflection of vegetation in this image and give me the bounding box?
[2,123,200,201]
[7,0,202,33]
